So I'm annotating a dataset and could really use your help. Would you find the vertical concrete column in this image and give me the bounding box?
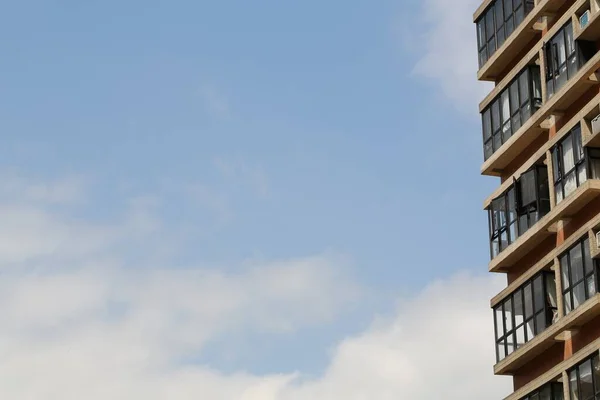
[563,370,571,400]
[539,48,548,104]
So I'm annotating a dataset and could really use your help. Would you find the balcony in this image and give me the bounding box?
[476,0,568,82]
[574,0,600,41]
[490,179,600,273]
[495,293,600,375]
[482,50,600,177]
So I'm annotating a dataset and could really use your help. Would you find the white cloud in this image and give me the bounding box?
[0,173,511,399]
[411,0,493,114]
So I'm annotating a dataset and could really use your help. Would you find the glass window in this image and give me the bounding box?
[488,165,550,259]
[552,125,589,204]
[569,354,600,400]
[545,22,582,95]
[482,67,541,160]
[475,0,535,68]
[494,272,555,363]
[522,382,564,400]
[561,237,597,315]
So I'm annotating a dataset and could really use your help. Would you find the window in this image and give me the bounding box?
[521,382,564,400]
[551,125,600,203]
[494,272,557,362]
[476,0,535,68]
[545,21,596,98]
[489,165,550,258]
[568,353,600,400]
[561,237,598,315]
[482,66,542,160]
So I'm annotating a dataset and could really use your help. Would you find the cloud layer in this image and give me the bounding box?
[411,0,493,114]
[0,173,511,399]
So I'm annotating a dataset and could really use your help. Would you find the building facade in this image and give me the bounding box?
[474,0,600,399]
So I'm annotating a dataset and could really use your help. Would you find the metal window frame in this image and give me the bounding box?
[494,271,556,363]
[482,66,541,161]
[488,164,550,259]
[552,125,589,203]
[560,237,598,315]
[567,352,600,400]
[476,0,535,69]
[520,381,564,400]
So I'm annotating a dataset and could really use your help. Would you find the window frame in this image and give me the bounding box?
[476,0,535,69]
[561,236,598,315]
[520,382,564,400]
[482,66,542,160]
[494,271,556,363]
[552,124,590,204]
[568,352,600,400]
[488,164,550,259]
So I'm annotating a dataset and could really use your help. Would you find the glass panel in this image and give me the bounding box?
[487,10,496,39]
[514,290,524,325]
[563,136,576,172]
[506,336,515,356]
[584,238,592,275]
[504,298,513,331]
[504,0,512,16]
[497,341,506,361]
[515,6,524,25]
[556,184,564,204]
[553,149,561,182]
[564,172,577,198]
[495,306,504,339]
[524,283,534,318]
[512,113,522,132]
[562,255,571,288]
[502,91,510,124]
[506,17,514,36]
[591,158,600,179]
[483,110,492,140]
[566,23,574,56]
[540,386,551,400]
[534,276,544,312]
[573,282,586,309]
[570,369,578,400]
[492,100,501,132]
[480,49,488,67]
[520,70,530,102]
[510,80,520,113]
[526,318,535,340]
[553,382,564,400]
[520,170,536,206]
[571,244,585,284]
[578,164,588,187]
[565,292,573,314]
[516,325,526,348]
[531,67,542,104]
[557,32,567,66]
[478,20,486,47]
[496,1,504,27]
[587,275,596,298]
[580,360,594,400]
[566,22,575,56]
[500,230,509,250]
[502,121,512,142]
[535,311,546,333]
[593,356,600,395]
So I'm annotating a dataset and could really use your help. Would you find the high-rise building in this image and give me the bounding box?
[474,1,600,399]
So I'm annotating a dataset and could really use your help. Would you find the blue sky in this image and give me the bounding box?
[0,1,510,398]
